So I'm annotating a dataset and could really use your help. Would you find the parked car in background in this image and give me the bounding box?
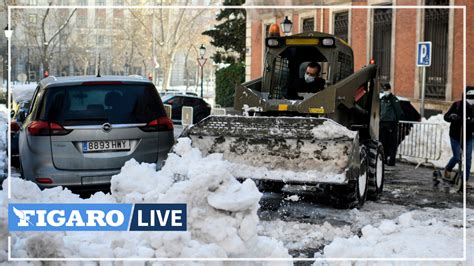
[159,90,198,97]
[161,94,211,124]
[11,100,31,168]
[19,75,174,192]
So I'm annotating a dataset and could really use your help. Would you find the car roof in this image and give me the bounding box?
[38,75,152,88]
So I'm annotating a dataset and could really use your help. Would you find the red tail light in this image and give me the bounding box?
[35,178,53,184]
[10,121,20,132]
[27,121,72,136]
[140,117,174,132]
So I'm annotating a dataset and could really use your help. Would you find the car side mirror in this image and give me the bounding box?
[10,110,15,118]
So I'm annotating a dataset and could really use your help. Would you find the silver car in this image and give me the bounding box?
[19,75,174,191]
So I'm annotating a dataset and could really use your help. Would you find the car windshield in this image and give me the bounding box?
[38,84,166,126]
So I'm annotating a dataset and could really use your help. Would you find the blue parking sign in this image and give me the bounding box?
[417,42,432,67]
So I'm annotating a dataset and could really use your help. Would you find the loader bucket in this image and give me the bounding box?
[180,116,360,185]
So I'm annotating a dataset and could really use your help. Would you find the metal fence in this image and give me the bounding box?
[397,121,443,166]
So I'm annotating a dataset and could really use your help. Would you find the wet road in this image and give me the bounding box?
[257,162,473,258]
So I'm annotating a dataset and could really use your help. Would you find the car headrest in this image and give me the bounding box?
[104,91,122,107]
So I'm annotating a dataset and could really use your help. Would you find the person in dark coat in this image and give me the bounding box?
[444,97,464,180]
[287,62,326,99]
[379,83,404,166]
[466,88,474,183]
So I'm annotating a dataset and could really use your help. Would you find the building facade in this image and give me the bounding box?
[245,0,473,115]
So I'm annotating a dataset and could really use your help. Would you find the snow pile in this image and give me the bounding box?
[258,220,352,254]
[321,210,463,258]
[190,120,354,184]
[311,120,357,140]
[2,138,291,260]
[398,114,470,170]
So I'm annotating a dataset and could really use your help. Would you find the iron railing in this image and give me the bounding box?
[334,12,349,43]
[302,17,314,33]
[397,121,443,166]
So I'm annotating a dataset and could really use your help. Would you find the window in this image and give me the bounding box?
[302,17,314,33]
[96,10,106,28]
[423,0,449,99]
[333,12,349,42]
[336,52,353,82]
[28,14,37,24]
[114,0,124,5]
[38,85,165,126]
[29,0,37,5]
[97,36,104,45]
[76,10,88,27]
[372,8,392,84]
[96,0,105,5]
[269,56,290,99]
[113,10,124,28]
[77,0,87,5]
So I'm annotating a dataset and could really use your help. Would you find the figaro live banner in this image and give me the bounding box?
[8,203,187,231]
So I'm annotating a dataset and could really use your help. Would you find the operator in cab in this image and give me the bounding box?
[287,62,326,100]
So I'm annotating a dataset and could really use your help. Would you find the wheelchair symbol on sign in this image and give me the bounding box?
[417,42,432,67]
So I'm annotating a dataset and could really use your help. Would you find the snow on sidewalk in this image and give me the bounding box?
[317,208,470,260]
[0,138,291,261]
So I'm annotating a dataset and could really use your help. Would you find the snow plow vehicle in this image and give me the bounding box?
[182,29,384,208]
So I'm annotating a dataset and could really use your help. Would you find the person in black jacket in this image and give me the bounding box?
[380,83,404,166]
[287,62,326,99]
[444,98,463,179]
[465,87,474,183]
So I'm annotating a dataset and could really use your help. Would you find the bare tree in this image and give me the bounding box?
[127,1,216,90]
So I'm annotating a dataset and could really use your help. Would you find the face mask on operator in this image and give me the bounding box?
[467,91,474,105]
[304,74,315,83]
[383,90,391,96]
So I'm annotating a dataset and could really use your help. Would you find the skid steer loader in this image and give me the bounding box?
[181,28,385,208]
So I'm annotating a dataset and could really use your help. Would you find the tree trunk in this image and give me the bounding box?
[83,60,88,75]
[162,51,175,91]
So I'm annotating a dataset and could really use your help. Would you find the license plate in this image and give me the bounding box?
[82,140,130,153]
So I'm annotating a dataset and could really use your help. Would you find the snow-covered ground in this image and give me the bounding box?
[2,138,472,262]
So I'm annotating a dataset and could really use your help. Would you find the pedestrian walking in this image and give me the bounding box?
[465,87,474,186]
[444,97,463,180]
[380,83,404,166]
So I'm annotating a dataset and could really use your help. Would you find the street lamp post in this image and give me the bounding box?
[197,44,207,98]
[4,25,13,103]
[280,16,293,36]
